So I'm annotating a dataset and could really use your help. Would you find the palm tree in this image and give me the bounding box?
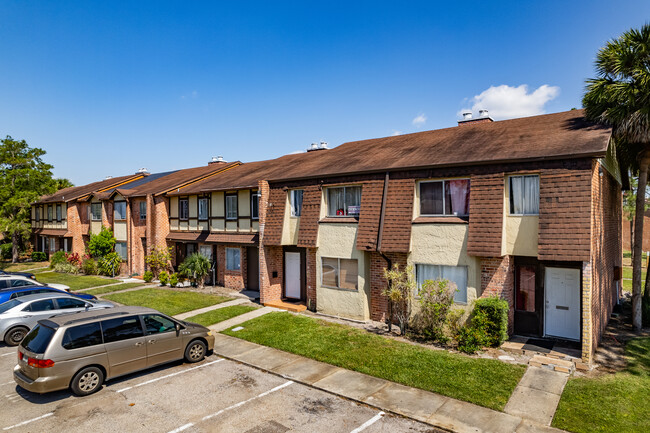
[178,253,211,288]
[583,24,650,331]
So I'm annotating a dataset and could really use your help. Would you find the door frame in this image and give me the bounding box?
[283,246,306,300]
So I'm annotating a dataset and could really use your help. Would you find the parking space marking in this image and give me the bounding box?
[1,353,15,357]
[350,411,385,433]
[2,412,53,431]
[167,380,294,433]
[117,359,223,393]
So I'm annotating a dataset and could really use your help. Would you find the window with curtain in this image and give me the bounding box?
[226,248,240,271]
[509,175,539,215]
[115,242,127,260]
[179,199,189,220]
[290,190,303,217]
[415,264,468,303]
[139,201,147,220]
[321,257,358,290]
[251,191,259,220]
[327,186,361,217]
[47,206,53,222]
[199,245,212,260]
[91,203,102,221]
[56,204,62,222]
[198,198,209,220]
[35,207,40,222]
[419,179,470,216]
[226,194,238,220]
[114,202,126,220]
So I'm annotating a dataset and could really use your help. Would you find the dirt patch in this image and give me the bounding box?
[299,397,336,415]
[229,372,257,388]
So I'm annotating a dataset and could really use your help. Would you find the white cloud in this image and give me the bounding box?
[391,130,402,136]
[460,84,560,120]
[412,113,427,127]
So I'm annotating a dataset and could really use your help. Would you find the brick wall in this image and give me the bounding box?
[480,256,515,332]
[467,173,504,256]
[67,203,87,254]
[356,179,384,251]
[379,179,414,253]
[369,251,408,321]
[621,211,650,251]
[306,247,317,311]
[129,198,147,275]
[297,185,321,248]
[263,187,286,246]
[260,245,283,303]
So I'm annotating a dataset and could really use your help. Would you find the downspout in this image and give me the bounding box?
[376,172,393,329]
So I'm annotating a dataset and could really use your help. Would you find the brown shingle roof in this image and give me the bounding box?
[36,174,145,204]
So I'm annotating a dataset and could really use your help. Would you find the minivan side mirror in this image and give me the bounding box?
[175,323,181,332]
[85,303,92,311]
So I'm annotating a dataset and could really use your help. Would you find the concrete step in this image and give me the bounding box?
[529,355,574,373]
[263,300,307,312]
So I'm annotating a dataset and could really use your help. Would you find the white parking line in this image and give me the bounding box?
[167,380,294,433]
[117,359,223,393]
[2,412,53,431]
[1,353,15,357]
[350,411,385,433]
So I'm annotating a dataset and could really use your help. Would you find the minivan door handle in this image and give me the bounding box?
[134,342,144,347]
[147,340,156,344]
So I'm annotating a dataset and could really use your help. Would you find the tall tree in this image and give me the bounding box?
[0,136,56,263]
[54,178,74,191]
[583,24,650,331]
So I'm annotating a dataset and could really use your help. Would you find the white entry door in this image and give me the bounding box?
[285,252,301,299]
[544,267,581,341]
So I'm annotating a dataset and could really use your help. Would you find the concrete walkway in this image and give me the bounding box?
[209,331,565,433]
[504,366,569,426]
[174,298,250,320]
[208,306,280,332]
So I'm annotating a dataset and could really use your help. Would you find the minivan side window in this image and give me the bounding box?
[62,323,103,350]
[142,314,176,335]
[101,316,144,343]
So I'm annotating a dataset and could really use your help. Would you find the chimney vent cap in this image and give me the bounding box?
[479,109,489,118]
[462,111,473,120]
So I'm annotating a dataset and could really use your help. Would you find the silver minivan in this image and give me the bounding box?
[13,306,215,396]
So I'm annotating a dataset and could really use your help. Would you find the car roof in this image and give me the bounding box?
[11,293,82,303]
[0,285,57,293]
[39,306,160,328]
[0,274,33,279]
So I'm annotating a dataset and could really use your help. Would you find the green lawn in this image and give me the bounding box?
[185,305,258,326]
[84,282,148,296]
[623,278,632,292]
[553,338,650,433]
[622,266,646,280]
[104,288,232,316]
[222,312,525,411]
[36,272,117,290]
[0,262,49,272]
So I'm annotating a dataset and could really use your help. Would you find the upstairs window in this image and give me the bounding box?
[47,206,53,222]
[35,207,40,222]
[509,175,539,215]
[91,203,102,221]
[56,204,62,222]
[327,186,361,217]
[251,191,259,220]
[290,190,303,217]
[226,194,238,220]
[420,179,470,216]
[139,201,147,220]
[179,198,189,220]
[198,198,209,220]
[114,201,126,220]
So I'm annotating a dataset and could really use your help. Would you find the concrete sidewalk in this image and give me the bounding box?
[174,298,250,320]
[208,306,279,332]
[210,333,565,433]
[505,367,569,425]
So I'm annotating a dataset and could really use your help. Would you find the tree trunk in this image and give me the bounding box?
[11,231,20,264]
[630,219,634,253]
[632,158,649,331]
[644,252,650,303]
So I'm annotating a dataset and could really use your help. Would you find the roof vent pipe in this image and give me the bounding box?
[209,156,227,164]
[137,167,149,174]
[479,109,489,118]
[105,176,113,180]
[462,111,473,120]
[319,141,329,149]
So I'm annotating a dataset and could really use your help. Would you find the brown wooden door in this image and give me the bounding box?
[247,247,259,291]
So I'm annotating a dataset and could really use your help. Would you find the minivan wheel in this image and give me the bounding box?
[4,326,29,346]
[184,340,207,363]
[70,367,104,396]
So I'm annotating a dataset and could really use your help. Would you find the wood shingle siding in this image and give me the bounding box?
[538,160,593,261]
[467,173,504,256]
[262,187,286,246]
[356,179,384,251]
[297,185,322,248]
[378,178,414,253]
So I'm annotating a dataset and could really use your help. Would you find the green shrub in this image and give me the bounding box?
[143,270,154,283]
[54,262,79,274]
[169,273,178,287]
[144,246,172,277]
[411,278,456,342]
[98,252,121,276]
[87,227,116,258]
[81,258,98,275]
[456,325,486,354]
[473,297,509,347]
[31,251,47,262]
[158,271,169,286]
[178,253,211,288]
[49,251,67,268]
[0,243,12,260]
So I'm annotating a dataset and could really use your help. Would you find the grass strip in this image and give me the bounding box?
[553,337,650,432]
[36,272,117,290]
[223,312,525,411]
[185,305,258,326]
[85,282,148,296]
[104,288,232,316]
[0,262,50,272]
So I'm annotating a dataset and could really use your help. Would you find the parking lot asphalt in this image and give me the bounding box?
[0,344,442,433]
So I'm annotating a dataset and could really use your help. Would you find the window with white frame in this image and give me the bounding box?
[47,206,53,222]
[225,194,238,220]
[114,201,126,220]
[321,257,358,290]
[49,237,56,252]
[251,191,259,220]
[415,264,467,304]
[56,204,62,222]
[226,247,240,271]
[419,179,470,216]
[509,175,539,215]
[91,203,102,221]
[290,189,303,217]
[115,242,127,260]
[139,201,147,220]
[327,186,361,217]
[198,198,209,220]
[179,198,189,220]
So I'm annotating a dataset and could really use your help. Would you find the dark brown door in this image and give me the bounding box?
[514,259,542,336]
[247,247,259,291]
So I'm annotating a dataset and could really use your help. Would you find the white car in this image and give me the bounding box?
[0,274,70,291]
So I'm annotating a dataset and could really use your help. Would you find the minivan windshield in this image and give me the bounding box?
[21,324,56,354]
[0,299,23,314]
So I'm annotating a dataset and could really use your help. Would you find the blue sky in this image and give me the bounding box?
[1,1,648,185]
